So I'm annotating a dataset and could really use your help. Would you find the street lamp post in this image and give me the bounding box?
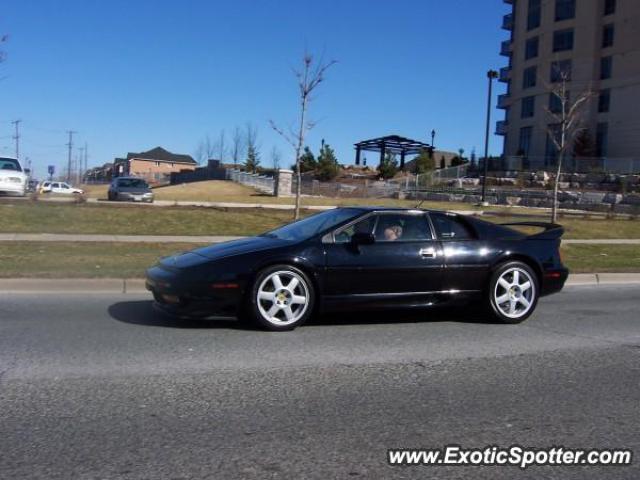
[481,70,499,204]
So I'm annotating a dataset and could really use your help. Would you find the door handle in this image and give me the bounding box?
[419,247,437,258]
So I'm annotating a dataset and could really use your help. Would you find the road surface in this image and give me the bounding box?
[1,286,639,479]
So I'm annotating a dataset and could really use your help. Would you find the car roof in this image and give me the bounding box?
[339,206,455,215]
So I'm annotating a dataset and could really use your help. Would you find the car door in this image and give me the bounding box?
[51,182,61,193]
[429,212,489,293]
[323,211,443,298]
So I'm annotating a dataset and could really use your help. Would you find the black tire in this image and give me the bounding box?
[486,261,539,324]
[247,264,315,331]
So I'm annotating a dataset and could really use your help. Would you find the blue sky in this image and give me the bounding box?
[0,0,509,177]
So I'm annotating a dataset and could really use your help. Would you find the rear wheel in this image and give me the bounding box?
[487,261,538,324]
[248,265,314,331]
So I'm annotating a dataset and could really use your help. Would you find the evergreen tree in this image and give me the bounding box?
[316,143,340,181]
[413,148,435,174]
[378,152,398,180]
[244,144,260,173]
[292,146,317,172]
[573,129,596,158]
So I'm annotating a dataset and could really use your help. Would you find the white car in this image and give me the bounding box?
[0,157,28,197]
[40,181,84,195]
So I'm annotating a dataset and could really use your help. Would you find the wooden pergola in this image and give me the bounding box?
[354,135,432,169]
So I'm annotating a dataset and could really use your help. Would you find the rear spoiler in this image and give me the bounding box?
[499,222,564,240]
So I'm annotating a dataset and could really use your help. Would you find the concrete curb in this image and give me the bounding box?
[1,274,639,294]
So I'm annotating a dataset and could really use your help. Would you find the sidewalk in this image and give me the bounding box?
[1,232,640,244]
[0,274,639,294]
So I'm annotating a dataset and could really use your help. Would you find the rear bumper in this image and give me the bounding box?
[541,267,569,296]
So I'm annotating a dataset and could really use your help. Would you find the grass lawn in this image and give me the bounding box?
[0,201,295,236]
[81,180,510,212]
[1,200,639,239]
[0,242,637,278]
[0,242,206,278]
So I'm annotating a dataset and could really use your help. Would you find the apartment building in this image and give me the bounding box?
[498,0,640,170]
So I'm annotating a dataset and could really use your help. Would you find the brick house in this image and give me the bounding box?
[113,147,197,185]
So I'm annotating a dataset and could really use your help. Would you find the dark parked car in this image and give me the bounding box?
[146,207,568,331]
[108,177,154,202]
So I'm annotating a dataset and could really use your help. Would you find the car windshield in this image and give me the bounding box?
[118,178,149,188]
[0,158,22,172]
[262,208,362,241]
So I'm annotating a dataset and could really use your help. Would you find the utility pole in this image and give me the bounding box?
[66,130,76,183]
[11,119,21,160]
[84,142,88,182]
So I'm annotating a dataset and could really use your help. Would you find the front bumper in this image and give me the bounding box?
[145,270,240,318]
[0,183,27,196]
[118,192,154,202]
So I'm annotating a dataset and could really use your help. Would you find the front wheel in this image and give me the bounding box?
[248,265,315,331]
[487,261,539,324]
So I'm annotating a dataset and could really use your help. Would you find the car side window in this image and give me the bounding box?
[52,183,59,188]
[334,216,376,244]
[373,213,432,242]
[430,213,475,240]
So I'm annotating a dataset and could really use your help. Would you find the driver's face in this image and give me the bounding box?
[383,225,402,241]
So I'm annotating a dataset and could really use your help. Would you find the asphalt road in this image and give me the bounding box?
[1,286,639,479]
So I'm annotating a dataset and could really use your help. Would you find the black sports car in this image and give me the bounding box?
[146,207,568,330]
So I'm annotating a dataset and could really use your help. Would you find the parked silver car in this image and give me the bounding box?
[107,177,154,203]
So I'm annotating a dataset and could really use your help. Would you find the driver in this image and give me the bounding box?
[383,224,403,241]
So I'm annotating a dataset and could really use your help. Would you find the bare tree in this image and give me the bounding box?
[544,72,595,222]
[194,135,215,165]
[230,126,245,167]
[270,146,282,171]
[270,53,336,219]
[212,129,227,162]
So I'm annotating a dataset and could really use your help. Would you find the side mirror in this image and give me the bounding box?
[351,232,375,245]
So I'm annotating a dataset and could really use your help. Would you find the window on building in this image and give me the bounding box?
[525,37,539,60]
[521,96,536,118]
[523,66,537,89]
[600,56,613,79]
[604,0,616,16]
[555,0,576,21]
[549,91,569,114]
[528,0,542,30]
[598,89,611,113]
[602,24,615,48]
[596,123,609,156]
[553,29,574,52]
[550,59,572,82]
[154,161,160,167]
[518,127,533,157]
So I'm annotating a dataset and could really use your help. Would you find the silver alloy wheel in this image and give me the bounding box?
[493,267,536,319]
[257,270,310,326]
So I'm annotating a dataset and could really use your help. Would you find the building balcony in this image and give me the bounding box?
[497,93,510,109]
[502,13,514,30]
[495,120,509,136]
[498,66,511,83]
[500,40,512,56]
